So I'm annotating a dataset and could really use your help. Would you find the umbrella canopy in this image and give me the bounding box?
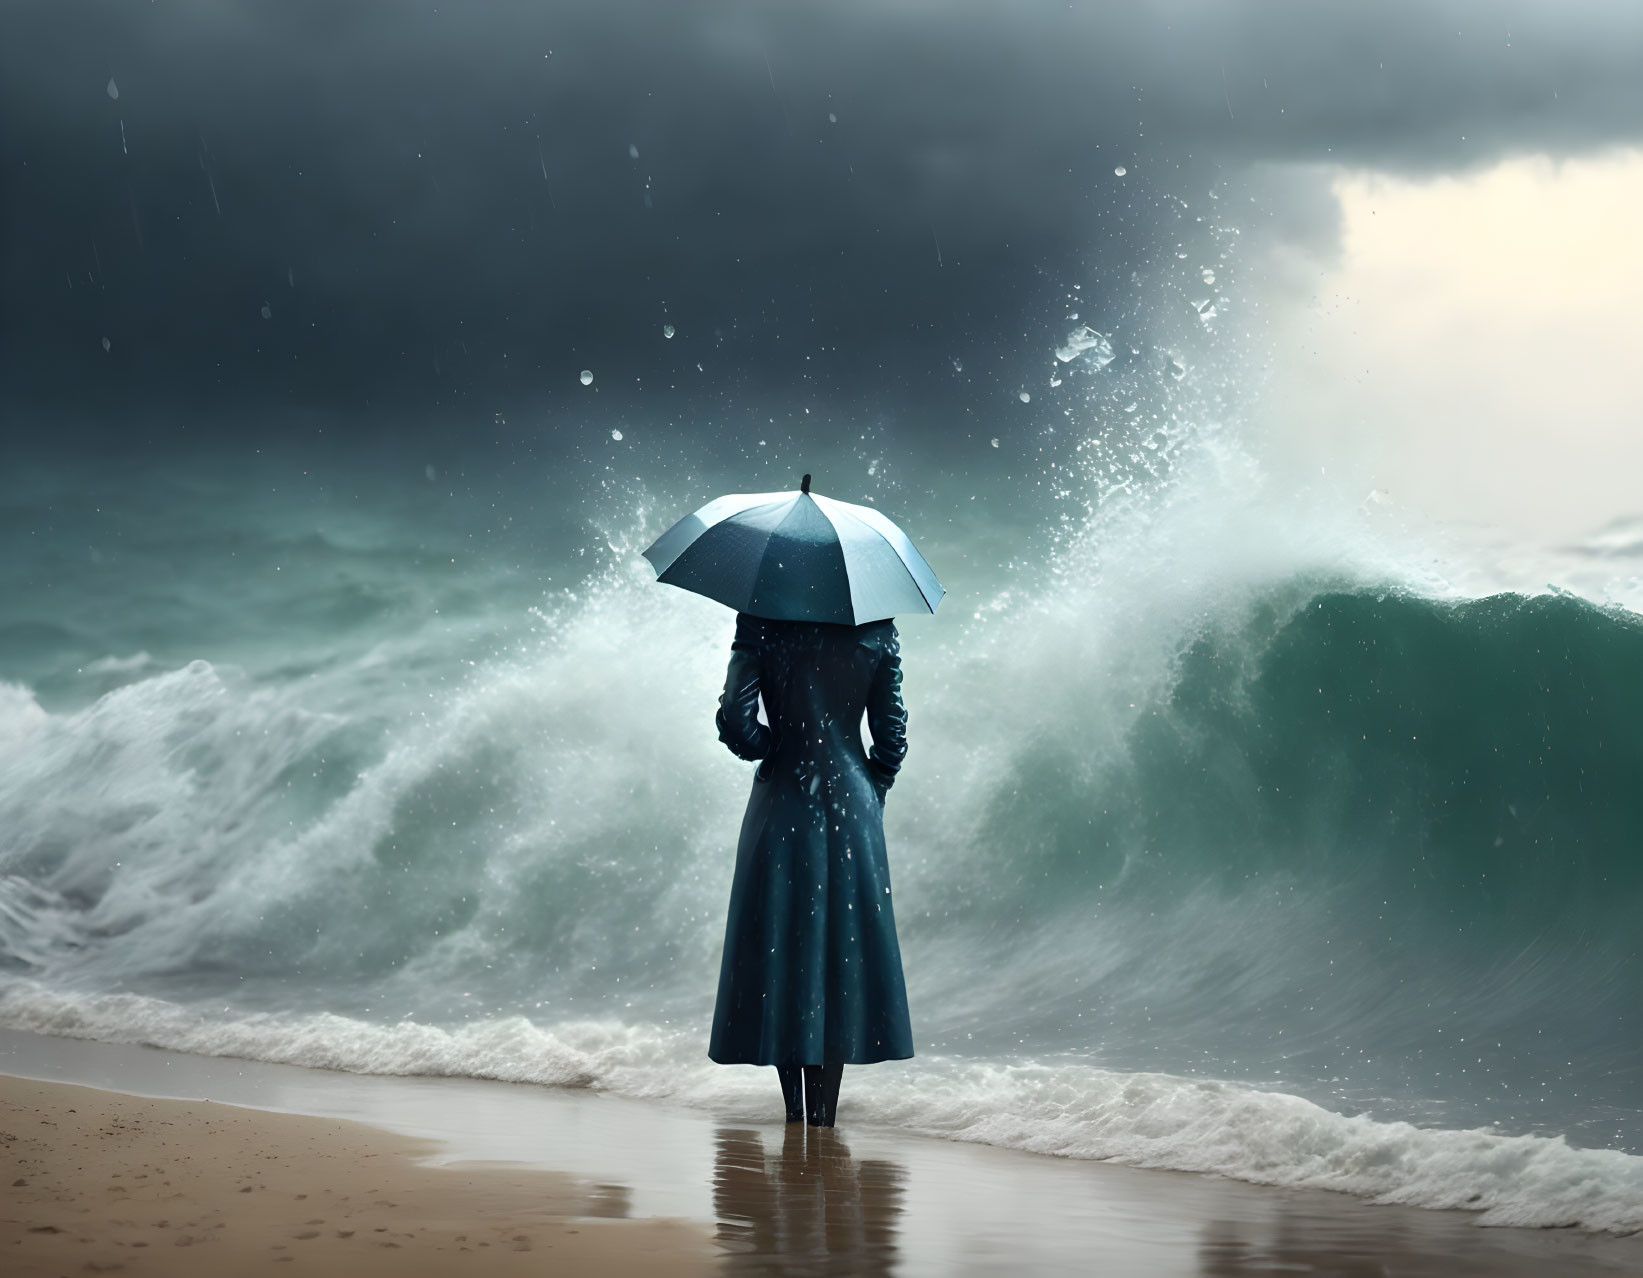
[641,475,944,624]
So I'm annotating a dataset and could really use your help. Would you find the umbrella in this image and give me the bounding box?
[641,474,944,624]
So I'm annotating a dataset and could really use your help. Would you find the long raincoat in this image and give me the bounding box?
[708,612,915,1066]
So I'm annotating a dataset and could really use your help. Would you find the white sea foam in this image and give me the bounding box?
[2,982,1637,1234]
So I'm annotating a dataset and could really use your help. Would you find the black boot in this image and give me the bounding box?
[802,1063,843,1127]
[777,1064,804,1122]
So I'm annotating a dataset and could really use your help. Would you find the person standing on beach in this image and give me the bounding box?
[707,611,916,1126]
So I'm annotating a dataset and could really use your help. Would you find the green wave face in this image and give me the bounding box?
[922,589,1642,1147]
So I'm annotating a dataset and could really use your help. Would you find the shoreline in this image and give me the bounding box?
[4,1027,1640,1276]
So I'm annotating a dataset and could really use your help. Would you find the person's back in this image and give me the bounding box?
[709,610,915,1123]
[717,613,906,801]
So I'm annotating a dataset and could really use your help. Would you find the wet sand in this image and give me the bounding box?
[3,1027,1639,1276]
[1,1072,712,1276]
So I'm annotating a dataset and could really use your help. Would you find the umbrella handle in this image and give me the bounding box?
[800,473,811,494]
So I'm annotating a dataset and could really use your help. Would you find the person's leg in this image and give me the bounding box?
[802,1063,844,1127]
[777,1064,804,1122]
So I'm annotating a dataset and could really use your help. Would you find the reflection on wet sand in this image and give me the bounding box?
[714,1124,906,1275]
[1196,1208,1634,1278]
[1201,1216,1395,1278]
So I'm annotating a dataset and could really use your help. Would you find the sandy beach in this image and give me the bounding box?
[2,1028,1639,1276]
[1,1072,712,1276]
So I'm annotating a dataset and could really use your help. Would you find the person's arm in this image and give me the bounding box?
[865,624,908,801]
[716,614,771,761]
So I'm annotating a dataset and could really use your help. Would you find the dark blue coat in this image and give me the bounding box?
[708,613,915,1067]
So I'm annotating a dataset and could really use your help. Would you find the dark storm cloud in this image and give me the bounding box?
[2,0,1640,430]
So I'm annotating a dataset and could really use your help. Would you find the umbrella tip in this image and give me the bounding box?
[800,473,811,495]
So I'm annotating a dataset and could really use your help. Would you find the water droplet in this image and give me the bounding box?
[260,302,272,320]
[1054,325,1114,368]
[1201,268,1216,284]
[106,79,119,101]
[951,357,964,373]
[1049,376,1062,387]
[579,369,594,386]
[1018,391,1031,403]
[1124,402,1138,413]
[1167,358,1187,381]
[101,336,111,352]
[425,464,437,482]
[990,438,1000,448]
[610,428,623,440]
[828,112,837,123]
[662,323,675,339]
[1114,165,1127,177]
[627,143,639,159]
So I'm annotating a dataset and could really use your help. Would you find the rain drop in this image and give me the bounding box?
[990,438,1000,448]
[611,428,623,440]
[106,78,119,100]
[1114,165,1127,176]
[1049,376,1062,388]
[260,302,272,320]
[628,143,639,159]
[663,324,675,339]
[579,369,594,386]
[101,336,111,352]
[828,112,837,123]
[1018,391,1031,404]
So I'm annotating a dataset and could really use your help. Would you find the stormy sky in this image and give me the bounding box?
[3,0,1642,516]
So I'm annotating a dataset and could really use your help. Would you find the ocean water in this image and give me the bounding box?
[4,266,1642,1234]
